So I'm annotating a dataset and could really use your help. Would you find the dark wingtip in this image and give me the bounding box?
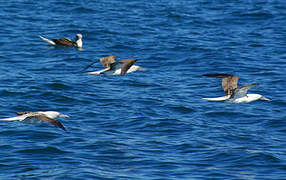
[249,83,259,87]
[53,120,67,131]
[253,83,259,86]
[58,123,67,131]
[239,83,259,89]
[82,61,97,72]
[246,83,259,86]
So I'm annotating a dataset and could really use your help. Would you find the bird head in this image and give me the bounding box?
[76,34,83,39]
[41,111,69,119]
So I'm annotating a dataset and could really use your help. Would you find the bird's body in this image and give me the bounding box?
[203,73,270,103]
[40,34,83,48]
[86,56,146,76]
[0,111,69,131]
[100,64,143,76]
[227,94,266,103]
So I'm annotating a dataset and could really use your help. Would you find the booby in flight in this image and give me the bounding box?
[39,34,83,48]
[86,56,146,76]
[202,73,270,103]
[0,111,69,131]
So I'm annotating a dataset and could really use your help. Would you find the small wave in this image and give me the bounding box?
[169,105,195,113]
[71,7,95,13]
[15,146,70,155]
[45,82,71,91]
[240,11,274,19]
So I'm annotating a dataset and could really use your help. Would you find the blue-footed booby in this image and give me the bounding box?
[39,34,82,48]
[86,56,146,76]
[202,73,270,103]
[0,111,69,131]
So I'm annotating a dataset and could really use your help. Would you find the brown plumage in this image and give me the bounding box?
[99,56,137,73]
[86,56,140,76]
[17,112,31,116]
[99,56,117,68]
[53,38,76,46]
[203,73,239,96]
[117,59,137,75]
[16,112,67,131]
[39,34,82,48]
[33,114,66,131]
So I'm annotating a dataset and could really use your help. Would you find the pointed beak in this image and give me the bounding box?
[260,96,271,101]
[87,71,101,75]
[59,114,69,118]
[138,67,147,71]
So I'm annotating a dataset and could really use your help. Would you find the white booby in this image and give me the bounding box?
[39,34,83,48]
[202,73,270,103]
[86,56,146,76]
[0,111,69,131]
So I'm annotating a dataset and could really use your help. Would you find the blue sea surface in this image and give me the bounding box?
[0,0,286,179]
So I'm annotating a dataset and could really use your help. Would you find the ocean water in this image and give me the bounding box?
[0,0,286,179]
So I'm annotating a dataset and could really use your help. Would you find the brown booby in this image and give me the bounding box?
[86,56,146,76]
[0,111,69,131]
[39,34,82,48]
[202,73,270,103]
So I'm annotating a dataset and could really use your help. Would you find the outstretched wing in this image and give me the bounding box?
[35,115,66,131]
[16,112,30,115]
[119,59,137,75]
[230,83,259,99]
[83,56,116,71]
[99,56,117,68]
[203,73,239,96]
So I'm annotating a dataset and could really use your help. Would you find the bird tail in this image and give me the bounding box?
[39,35,56,45]
[138,67,147,71]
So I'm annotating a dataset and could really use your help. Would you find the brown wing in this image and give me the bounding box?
[119,59,137,75]
[203,73,239,96]
[222,75,239,96]
[16,112,31,115]
[99,56,117,68]
[53,38,75,46]
[35,115,66,131]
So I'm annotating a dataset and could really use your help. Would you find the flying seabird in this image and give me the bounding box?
[202,73,270,103]
[39,34,83,48]
[86,56,146,76]
[0,111,69,131]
